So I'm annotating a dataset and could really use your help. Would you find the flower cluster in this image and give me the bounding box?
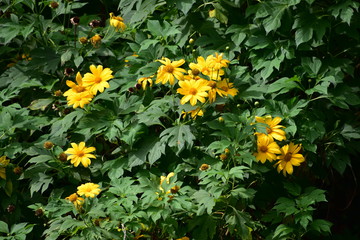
[137,53,238,118]
[63,65,114,109]
[253,116,305,176]
[65,183,101,208]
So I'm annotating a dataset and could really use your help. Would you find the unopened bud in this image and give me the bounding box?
[44,141,54,149]
[254,101,259,106]
[54,90,62,97]
[58,152,68,162]
[199,164,210,171]
[64,68,74,76]
[35,208,44,217]
[89,19,101,28]
[79,37,88,44]
[191,68,200,76]
[219,153,227,161]
[49,1,59,9]
[189,38,194,44]
[13,166,23,175]
[218,117,224,122]
[170,185,180,194]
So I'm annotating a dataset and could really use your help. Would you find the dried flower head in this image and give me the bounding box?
[70,16,80,26]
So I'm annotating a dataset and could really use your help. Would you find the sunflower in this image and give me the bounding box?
[82,65,114,95]
[77,183,101,198]
[216,79,238,97]
[255,116,286,141]
[63,72,88,98]
[189,56,213,76]
[64,142,96,167]
[253,134,281,163]
[66,91,93,109]
[109,12,126,32]
[207,52,230,70]
[274,142,305,176]
[177,79,211,106]
[0,156,10,180]
[65,193,85,208]
[155,58,186,85]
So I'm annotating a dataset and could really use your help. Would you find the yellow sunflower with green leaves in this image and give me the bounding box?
[155,58,186,85]
[253,134,281,163]
[274,142,305,176]
[64,142,96,167]
[82,65,114,95]
[177,79,211,106]
[77,183,101,198]
[255,115,286,141]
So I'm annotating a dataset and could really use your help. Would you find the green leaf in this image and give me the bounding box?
[29,173,53,197]
[148,141,166,165]
[231,187,256,200]
[273,224,294,239]
[192,190,216,215]
[267,77,301,94]
[273,197,297,216]
[160,124,195,154]
[229,166,249,180]
[310,219,332,234]
[0,23,21,45]
[28,98,53,111]
[0,221,9,233]
[341,124,360,140]
[188,215,216,240]
[28,155,53,164]
[283,182,301,196]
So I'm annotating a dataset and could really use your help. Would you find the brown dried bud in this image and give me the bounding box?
[49,1,59,8]
[135,83,142,90]
[63,108,71,115]
[7,204,15,213]
[13,166,23,175]
[70,16,80,26]
[64,68,74,76]
[43,141,54,149]
[199,164,210,171]
[35,208,44,217]
[59,152,68,162]
[89,19,101,28]
[128,87,134,93]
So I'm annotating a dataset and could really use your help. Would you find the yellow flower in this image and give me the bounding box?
[156,58,186,85]
[82,65,114,95]
[182,107,204,119]
[63,72,89,97]
[177,79,211,106]
[137,76,153,90]
[109,12,126,32]
[0,156,10,180]
[64,142,96,167]
[90,34,102,47]
[66,91,93,109]
[77,183,101,198]
[65,193,85,208]
[274,142,305,176]
[177,237,190,240]
[216,79,238,97]
[207,52,230,70]
[255,116,286,141]
[253,134,281,163]
[207,80,227,103]
[189,56,213,77]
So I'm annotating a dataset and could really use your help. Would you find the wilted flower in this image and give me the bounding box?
[79,37,88,44]
[49,1,59,9]
[43,141,54,149]
[199,164,210,171]
[89,19,101,28]
[90,34,102,47]
[70,16,80,26]
[109,12,126,32]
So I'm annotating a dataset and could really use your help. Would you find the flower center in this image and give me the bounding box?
[260,146,268,153]
[191,68,200,76]
[77,151,85,157]
[208,82,217,88]
[266,127,272,134]
[284,152,292,162]
[94,76,102,83]
[189,88,197,95]
[164,65,174,73]
[221,86,229,91]
[74,86,86,93]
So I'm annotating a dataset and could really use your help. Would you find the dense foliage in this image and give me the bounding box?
[1,0,360,239]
